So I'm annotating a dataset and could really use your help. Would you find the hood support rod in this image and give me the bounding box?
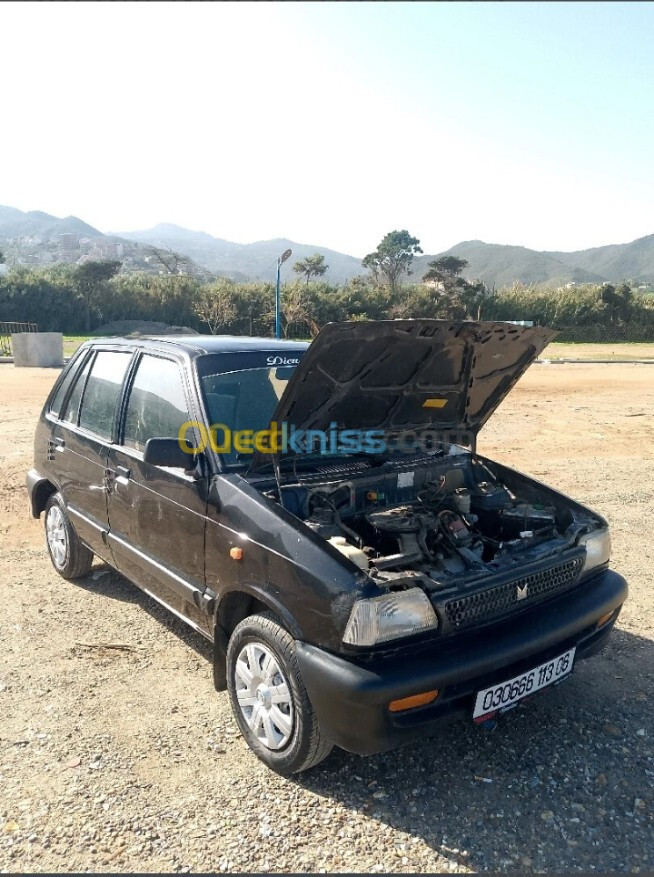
[271,452,285,510]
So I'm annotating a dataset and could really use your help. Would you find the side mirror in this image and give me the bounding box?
[143,437,200,472]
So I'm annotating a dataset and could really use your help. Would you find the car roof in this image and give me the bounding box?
[84,335,310,356]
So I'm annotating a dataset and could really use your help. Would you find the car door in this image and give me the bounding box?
[55,348,133,560]
[105,351,211,635]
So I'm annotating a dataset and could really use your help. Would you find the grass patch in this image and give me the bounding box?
[63,336,91,356]
[61,336,654,362]
[543,341,654,361]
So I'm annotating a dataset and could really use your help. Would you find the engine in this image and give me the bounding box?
[365,504,485,576]
[287,459,570,587]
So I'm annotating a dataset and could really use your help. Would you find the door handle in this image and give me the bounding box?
[114,465,131,488]
[105,465,131,491]
[54,436,65,452]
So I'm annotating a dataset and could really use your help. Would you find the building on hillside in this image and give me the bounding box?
[59,233,79,252]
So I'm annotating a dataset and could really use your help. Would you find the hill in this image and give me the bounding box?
[117,224,366,284]
[1,204,653,287]
[122,224,654,288]
[0,206,103,241]
[412,241,606,288]
[546,233,654,285]
[0,208,213,277]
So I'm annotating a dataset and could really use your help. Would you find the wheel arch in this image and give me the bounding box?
[31,478,57,519]
[212,586,302,691]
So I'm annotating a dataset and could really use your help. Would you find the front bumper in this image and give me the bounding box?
[296,568,627,755]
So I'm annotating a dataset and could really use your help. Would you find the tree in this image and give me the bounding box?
[600,282,633,324]
[282,282,320,338]
[422,256,490,319]
[194,279,236,334]
[336,279,391,322]
[144,245,193,276]
[73,260,122,332]
[422,255,469,282]
[615,282,634,322]
[292,253,328,286]
[362,230,422,293]
[229,283,275,336]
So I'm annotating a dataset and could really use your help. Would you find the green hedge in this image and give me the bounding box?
[1,266,653,340]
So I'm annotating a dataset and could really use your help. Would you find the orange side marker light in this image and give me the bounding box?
[596,610,615,629]
[389,690,439,712]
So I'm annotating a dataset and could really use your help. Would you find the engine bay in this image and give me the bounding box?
[261,451,599,591]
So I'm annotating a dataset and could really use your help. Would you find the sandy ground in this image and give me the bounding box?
[0,362,652,873]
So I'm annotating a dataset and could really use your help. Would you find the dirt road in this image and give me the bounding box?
[1,363,652,873]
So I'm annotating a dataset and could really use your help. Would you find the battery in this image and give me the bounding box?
[501,503,556,538]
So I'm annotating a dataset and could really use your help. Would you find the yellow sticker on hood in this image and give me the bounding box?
[422,398,448,409]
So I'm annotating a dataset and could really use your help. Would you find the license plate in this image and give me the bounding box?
[473,647,576,720]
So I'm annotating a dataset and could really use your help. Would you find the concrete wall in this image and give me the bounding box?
[12,332,64,367]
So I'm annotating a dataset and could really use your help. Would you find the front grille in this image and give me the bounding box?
[444,555,585,631]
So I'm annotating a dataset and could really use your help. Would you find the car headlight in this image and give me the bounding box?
[579,528,611,573]
[342,587,438,646]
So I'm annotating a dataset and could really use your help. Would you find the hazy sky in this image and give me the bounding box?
[2,2,653,256]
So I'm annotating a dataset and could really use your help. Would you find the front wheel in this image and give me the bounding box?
[226,612,333,775]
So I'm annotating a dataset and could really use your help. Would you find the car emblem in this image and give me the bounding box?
[516,583,529,601]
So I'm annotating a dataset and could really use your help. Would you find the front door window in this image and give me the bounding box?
[123,355,190,452]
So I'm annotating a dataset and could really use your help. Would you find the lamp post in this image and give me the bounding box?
[275,248,292,339]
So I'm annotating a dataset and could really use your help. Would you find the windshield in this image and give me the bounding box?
[197,352,303,466]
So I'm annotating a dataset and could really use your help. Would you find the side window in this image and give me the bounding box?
[61,355,93,426]
[123,355,190,453]
[50,353,87,419]
[78,351,132,439]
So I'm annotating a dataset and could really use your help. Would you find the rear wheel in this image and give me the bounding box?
[44,493,93,580]
[226,612,333,775]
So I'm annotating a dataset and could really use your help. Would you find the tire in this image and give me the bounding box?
[226,612,333,775]
[44,492,94,580]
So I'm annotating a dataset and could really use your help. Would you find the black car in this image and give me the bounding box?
[27,320,627,774]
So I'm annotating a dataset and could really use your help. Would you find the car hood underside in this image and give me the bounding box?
[264,319,556,440]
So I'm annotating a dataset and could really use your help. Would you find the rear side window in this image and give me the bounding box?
[50,353,87,418]
[61,355,93,425]
[123,355,190,452]
[78,351,132,439]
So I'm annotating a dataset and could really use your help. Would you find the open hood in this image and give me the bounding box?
[252,319,555,465]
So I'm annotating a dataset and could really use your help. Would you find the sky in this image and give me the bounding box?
[2,1,653,257]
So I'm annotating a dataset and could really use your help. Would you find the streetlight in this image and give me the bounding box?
[275,248,292,339]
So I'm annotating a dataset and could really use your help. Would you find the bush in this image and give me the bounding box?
[2,267,653,341]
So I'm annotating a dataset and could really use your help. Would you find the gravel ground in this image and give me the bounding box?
[0,363,652,873]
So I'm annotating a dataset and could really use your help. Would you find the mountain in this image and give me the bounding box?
[1,204,653,287]
[412,240,607,288]
[0,205,103,240]
[117,224,366,284]
[545,233,654,285]
[0,208,213,278]
[121,224,654,288]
